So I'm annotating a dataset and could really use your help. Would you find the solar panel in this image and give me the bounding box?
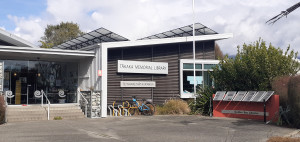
[232,91,247,101]
[258,91,274,102]
[83,34,94,39]
[139,23,218,40]
[213,91,226,101]
[89,31,101,37]
[250,91,266,102]
[242,91,257,102]
[97,28,110,35]
[222,91,237,101]
[53,27,129,50]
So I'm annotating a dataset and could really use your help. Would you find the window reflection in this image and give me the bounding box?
[4,60,78,104]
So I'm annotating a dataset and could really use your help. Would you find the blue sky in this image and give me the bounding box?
[0,0,300,55]
[0,0,46,30]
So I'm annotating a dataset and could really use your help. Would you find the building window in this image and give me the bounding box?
[180,59,219,98]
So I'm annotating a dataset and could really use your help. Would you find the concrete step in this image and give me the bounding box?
[6,104,85,122]
[48,107,81,111]
[7,107,45,111]
[50,113,84,118]
[7,114,47,119]
[51,115,85,120]
[7,117,47,122]
[49,109,83,113]
[6,111,46,116]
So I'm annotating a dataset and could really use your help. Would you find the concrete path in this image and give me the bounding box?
[0,115,297,142]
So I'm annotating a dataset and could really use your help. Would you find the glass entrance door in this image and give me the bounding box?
[4,61,29,105]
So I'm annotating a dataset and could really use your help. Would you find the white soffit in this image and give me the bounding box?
[102,33,233,49]
[0,46,94,57]
[0,28,38,48]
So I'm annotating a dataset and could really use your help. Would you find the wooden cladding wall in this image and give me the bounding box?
[107,41,215,105]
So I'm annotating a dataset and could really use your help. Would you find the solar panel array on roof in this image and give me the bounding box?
[139,23,218,40]
[53,28,129,50]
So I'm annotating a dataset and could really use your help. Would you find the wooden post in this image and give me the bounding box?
[263,99,266,123]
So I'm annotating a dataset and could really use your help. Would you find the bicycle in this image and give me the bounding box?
[129,96,155,116]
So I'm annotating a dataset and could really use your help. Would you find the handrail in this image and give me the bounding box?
[41,90,50,120]
[78,89,88,118]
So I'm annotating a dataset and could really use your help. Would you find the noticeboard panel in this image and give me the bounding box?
[232,91,247,101]
[251,91,266,102]
[213,91,226,101]
[242,91,257,102]
[258,91,274,102]
[222,91,236,101]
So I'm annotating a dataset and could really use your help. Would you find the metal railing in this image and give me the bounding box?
[78,89,88,118]
[41,90,50,120]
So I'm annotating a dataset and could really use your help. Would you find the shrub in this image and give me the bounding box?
[271,76,291,107]
[53,116,63,120]
[189,86,214,115]
[287,75,300,128]
[211,39,300,91]
[155,99,190,115]
[0,96,5,124]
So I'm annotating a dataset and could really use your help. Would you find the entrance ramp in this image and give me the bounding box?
[6,104,85,122]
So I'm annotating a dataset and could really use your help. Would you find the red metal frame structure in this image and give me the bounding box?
[213,91,279,121]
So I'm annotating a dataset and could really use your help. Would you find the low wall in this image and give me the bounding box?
[0,95,5,124]
[213,95,279,121]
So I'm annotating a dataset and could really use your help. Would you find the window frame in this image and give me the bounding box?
[180,59,219,98]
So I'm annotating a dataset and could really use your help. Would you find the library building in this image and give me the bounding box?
[0,23,232,121]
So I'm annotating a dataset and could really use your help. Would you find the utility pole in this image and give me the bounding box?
[192,0,196,101]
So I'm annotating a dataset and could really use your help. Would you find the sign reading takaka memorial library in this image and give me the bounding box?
[117,60,168,74]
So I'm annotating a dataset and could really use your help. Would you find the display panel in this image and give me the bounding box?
[232,91,247,101]
[213,91,226,101]
[258,91,274,102]
[251,91,266,102]
[223,91,236,101]
[242,91,257,102]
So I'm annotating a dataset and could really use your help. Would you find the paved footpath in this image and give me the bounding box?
[0,115,297,142]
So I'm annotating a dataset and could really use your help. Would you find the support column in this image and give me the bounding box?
[101,45,107,117]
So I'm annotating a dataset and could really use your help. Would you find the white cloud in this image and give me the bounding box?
[7,15,45,45]
[4,0,300,55]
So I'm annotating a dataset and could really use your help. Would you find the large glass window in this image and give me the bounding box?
[182,70,202,94]
[180,60,219,98]
[3,60,78,105]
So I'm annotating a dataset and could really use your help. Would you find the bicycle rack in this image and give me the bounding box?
[108,105,113,117]
[109,100,139,117]
[117,105,123,116]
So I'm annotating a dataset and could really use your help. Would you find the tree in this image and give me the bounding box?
[215,43,224,59]
[39,22,84,48]
[210,39,300,91]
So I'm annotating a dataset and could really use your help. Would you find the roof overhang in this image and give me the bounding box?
[0,28,38,48]
[0,46,95,62]
[101,33,233,49]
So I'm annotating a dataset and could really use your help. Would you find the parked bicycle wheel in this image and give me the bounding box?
[129,103,138,116]
[142,102,155,116]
